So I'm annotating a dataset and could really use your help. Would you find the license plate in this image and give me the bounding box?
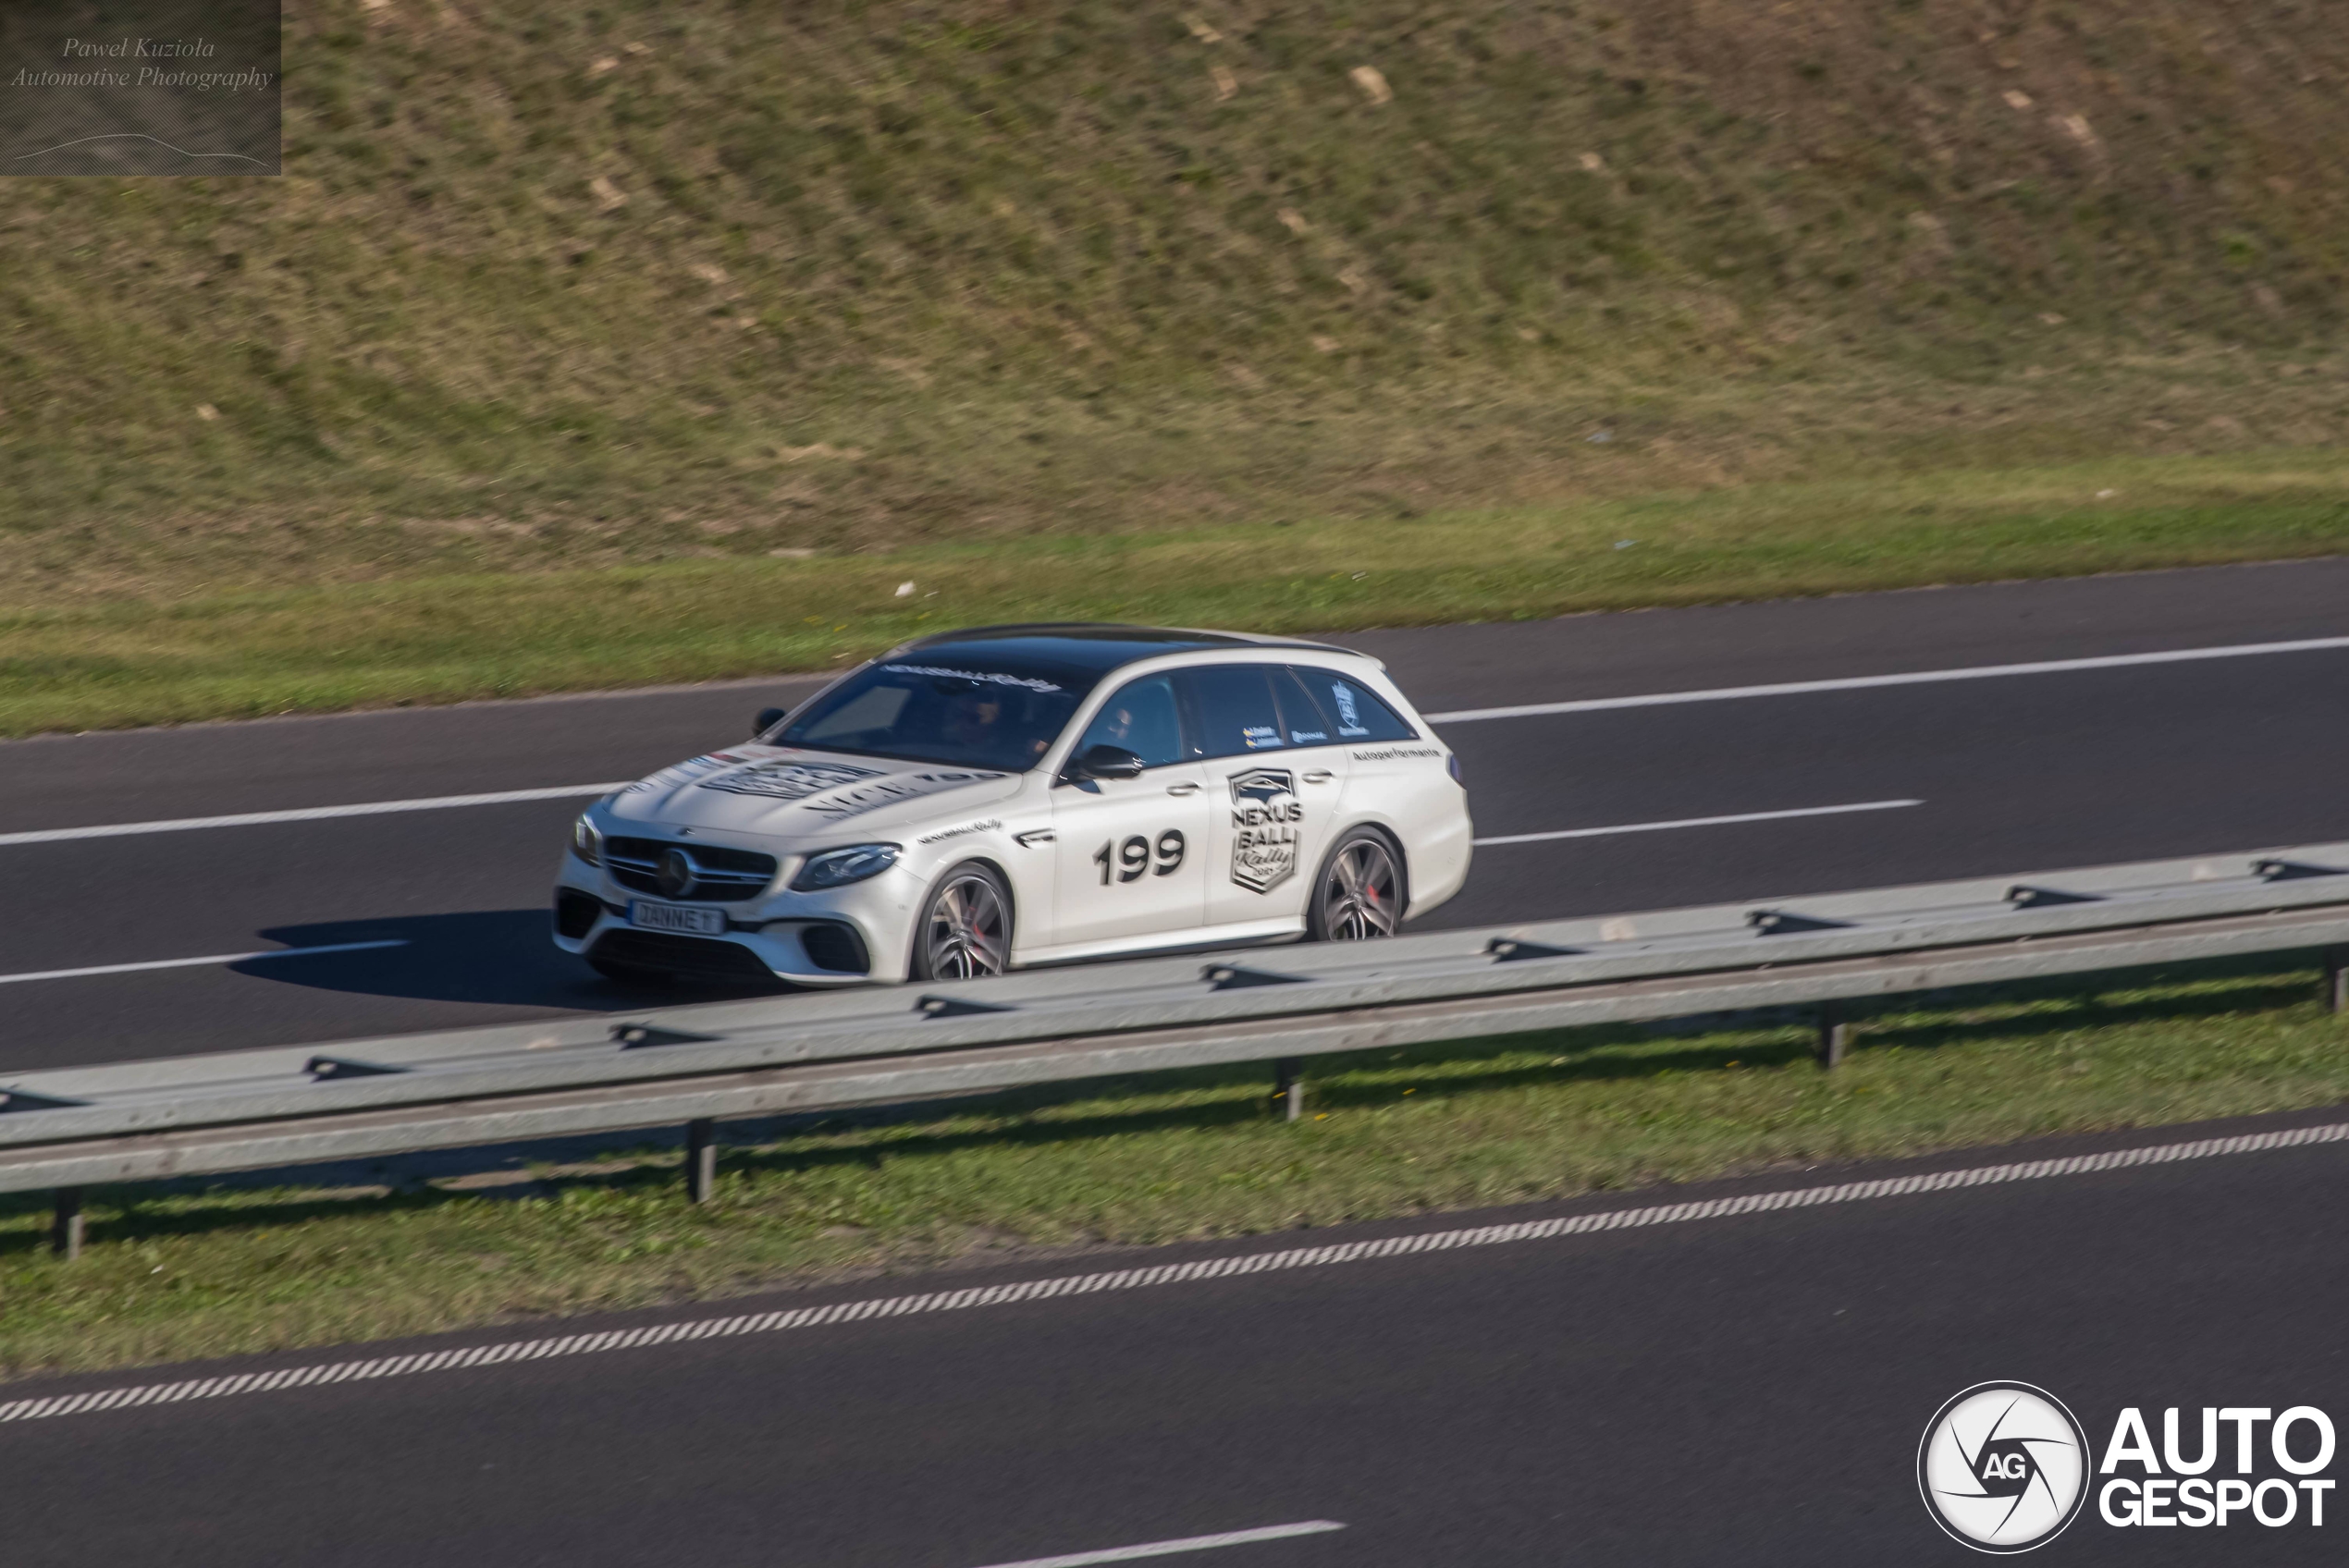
[628,900,727,936]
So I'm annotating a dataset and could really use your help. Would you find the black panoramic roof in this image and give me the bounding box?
[889,623,1348,680]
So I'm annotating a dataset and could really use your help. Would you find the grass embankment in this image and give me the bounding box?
[8,448,2349,735]
[6,1,2349,729]
[2,960,2344,1378]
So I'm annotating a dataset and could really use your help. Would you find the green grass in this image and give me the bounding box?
[3,960,2344,1379]
[8,447,2349,735]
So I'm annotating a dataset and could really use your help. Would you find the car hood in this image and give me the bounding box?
[601,745,1027,841]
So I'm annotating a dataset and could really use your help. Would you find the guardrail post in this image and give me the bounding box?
[51,1189,84,1260]
[683,1119,717,1204]
[2327,950,2349,1015]
[1815,1006,1850,1070]
[1273,1060,1305,1122]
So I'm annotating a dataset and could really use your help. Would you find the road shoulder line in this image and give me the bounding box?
[5,1117,2343,1427]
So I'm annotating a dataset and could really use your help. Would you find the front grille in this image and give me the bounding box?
[588,929,779,984]
[604,837,780,902]
[553,888,604,939]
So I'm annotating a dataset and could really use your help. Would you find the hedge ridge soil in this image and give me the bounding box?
[5,0,2347,610]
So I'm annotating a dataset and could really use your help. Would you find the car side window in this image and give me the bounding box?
[1294,667,1417,741]
[1176,665,1286,759]
[1273,667,1335,747]
[1074,674,1185,768]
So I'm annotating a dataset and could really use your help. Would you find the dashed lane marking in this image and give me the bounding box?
[0,784,629,849]
[963,1521,1347,1568]
[1425,634,2349,724]
[1472,799,1922,846]
[0,940,409,987]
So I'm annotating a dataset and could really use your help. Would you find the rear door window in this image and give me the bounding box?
[1293,667,1417,741]
[1176,666,1286,758]
[1273,668,1337,747]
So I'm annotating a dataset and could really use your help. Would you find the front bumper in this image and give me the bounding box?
[551,859,905,985]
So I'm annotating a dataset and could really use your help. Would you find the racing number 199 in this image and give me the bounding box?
[1093,831,1187,884]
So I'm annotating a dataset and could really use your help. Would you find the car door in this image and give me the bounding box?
[1048,671,1210,946]
[1178,664,1347,927]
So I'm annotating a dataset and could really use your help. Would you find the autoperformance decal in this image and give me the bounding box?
[1227,767,1302,894]
[802,770,1006,822]
[1349,746,1444,762]
[694,760,883,800]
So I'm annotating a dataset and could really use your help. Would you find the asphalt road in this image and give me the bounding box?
[5,1109,2343,1567]
[6,557,2349,1073]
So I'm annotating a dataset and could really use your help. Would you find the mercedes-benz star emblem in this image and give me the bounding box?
[656,847,699,899]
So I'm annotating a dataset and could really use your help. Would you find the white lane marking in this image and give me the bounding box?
[0,784,629,849]
[0,940,408,987]
[964,1521,1347,1568]
[4,1117,2342,1426]
[1423,634,2349,724]
[1472,798,1922,846]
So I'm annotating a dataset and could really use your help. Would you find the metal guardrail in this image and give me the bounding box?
[9,840,2349,1256]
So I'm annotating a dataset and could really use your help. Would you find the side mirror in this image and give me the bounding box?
[752,706,787,738]
[1070,743,1146,782]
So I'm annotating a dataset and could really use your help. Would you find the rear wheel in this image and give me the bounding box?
[911,862,1014,981]
[1307,828,1405,942]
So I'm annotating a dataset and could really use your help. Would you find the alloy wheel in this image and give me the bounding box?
[1319,837,1399,940]
[924,871,1010,979]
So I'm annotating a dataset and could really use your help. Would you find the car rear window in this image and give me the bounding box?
[1177,665,1287,758]
[1293,667,1417,741]
[1272,667,1336,746]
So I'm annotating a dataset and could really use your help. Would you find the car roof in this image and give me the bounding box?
[889,623,1361,679]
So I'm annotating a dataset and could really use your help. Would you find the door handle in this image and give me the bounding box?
[1165,782,1200,796]
[1301,770,1334,784]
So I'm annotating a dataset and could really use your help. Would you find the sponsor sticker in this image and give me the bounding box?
[802,770,1005,821]
[1227,767,1302,894]
[917,818,1003,845]
[881,663,1062,694]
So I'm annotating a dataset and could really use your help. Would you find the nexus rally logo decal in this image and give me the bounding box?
[1227,767,1303,894]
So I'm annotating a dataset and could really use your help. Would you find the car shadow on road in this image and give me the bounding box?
[232,910,793,1011]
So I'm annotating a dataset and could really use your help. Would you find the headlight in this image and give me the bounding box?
[790,843,900,891]
[571,814,603,865]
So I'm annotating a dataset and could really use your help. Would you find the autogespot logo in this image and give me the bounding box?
[1918,1382,2091,1552]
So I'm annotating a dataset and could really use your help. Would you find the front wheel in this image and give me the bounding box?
[911,862,1015,981]
[1307,827,1406,942]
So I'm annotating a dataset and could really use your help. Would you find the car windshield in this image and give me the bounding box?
[775,658,1094,770]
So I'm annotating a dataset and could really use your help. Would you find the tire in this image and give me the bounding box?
[1306,827,1407,942]
[910,861,1015,982]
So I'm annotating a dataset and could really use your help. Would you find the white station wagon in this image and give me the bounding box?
[553,624,1472,986]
